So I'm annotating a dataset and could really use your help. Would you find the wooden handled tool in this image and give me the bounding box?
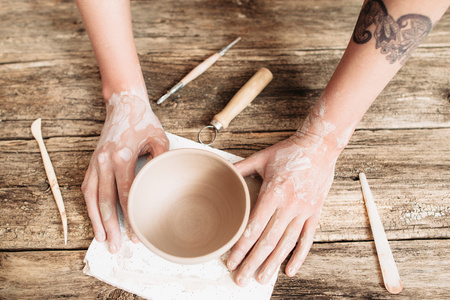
[31,118,68,245]
[157,37,241,104]
[198,67,273,145]
[359,173,403,294]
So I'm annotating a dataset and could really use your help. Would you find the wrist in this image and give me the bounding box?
[99,62,147,102]
[103,86,149,106]
[292,116,354,163]
[104,89,154,120]
[291,130,343,163]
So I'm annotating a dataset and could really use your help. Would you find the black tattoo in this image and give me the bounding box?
[353,0,432,64]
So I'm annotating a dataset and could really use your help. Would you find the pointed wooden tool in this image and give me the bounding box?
[359,173,402,294]
[31,118,68,245]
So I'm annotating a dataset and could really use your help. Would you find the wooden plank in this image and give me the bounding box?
[0,186,93,249]
[0,239,448,299]
[274,239,450,299]
[1,129,448,249]
[1,0,449,64]
[0,250,127,299]
[1,48,449,137]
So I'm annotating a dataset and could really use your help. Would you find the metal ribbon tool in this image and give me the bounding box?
[198,68,273,145]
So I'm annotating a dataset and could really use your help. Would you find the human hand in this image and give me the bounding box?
[82,91,169,253]
[226,95,357,286]
[226,132,338,285]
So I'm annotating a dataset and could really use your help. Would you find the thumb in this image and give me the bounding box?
[147,133,170,158]
[234,151,267,178]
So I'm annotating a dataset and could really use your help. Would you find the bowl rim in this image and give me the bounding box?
[128,148,250,265]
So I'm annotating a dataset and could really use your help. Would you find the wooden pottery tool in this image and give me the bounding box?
[359,173,403,294]
[157,37,241,104]
[31,118,68,245]
[198,67,273,145]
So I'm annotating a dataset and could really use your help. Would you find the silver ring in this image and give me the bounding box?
[198,125,218,145]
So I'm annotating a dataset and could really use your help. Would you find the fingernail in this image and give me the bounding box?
[95,232,105,242]
[237,276,249,286]
[228,260,238,271]
[109,244,117,253]
[259,273,269,284]
[131,235,140,243]
[288,267,297,276]
[259,265,275,283]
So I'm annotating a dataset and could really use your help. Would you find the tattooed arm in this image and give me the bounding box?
[75,0,169,253]
[227,0,449,286]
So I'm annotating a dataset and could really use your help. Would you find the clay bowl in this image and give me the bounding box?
[128,148,250,264]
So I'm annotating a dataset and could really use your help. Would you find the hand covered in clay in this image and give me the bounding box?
[227,133,336,285]
[227,99,352,286]
[82,91,169,253]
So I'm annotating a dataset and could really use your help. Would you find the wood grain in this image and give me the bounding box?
[1,0,449,64]
[0,0,449,298]
[1,50,449,137]
[1,129,448,249]
[0,240,448,299]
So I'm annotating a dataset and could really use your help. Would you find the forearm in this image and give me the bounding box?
[75,0,146,101]
[299,0,449,155]
[77,1,170,252]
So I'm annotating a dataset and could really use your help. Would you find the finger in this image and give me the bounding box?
[227,184,278,272]
[256,216,304,284]
[114,147,139,243]
[97,152,121,253]
[150,136,169,157]
[142,131,170,158]
[82,165,106,242]
[285,214,320,277]
[234,211,293,287]
[234,151,266,177]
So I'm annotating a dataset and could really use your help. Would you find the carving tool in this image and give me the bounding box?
[198,67,273,145]
[31,118,68,245]
[359,173,403,294]
[157,37,241,104]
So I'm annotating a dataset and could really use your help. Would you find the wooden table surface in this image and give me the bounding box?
[1,0,449,299]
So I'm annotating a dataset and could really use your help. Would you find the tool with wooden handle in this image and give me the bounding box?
[359,173,403,294]
[157,37,241,105]
[198,67,273,145]
[31,118,68,245]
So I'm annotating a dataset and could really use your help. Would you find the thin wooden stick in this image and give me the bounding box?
[359,173,402,294]
[31,118,68,245]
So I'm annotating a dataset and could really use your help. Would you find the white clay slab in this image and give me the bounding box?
[83,132,278,300]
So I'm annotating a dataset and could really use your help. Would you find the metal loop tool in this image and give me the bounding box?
[198,67,273,145]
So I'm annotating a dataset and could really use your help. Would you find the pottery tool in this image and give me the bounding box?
[198,67,273,145]
[359,173,402,294]
[156,37,241,105]
[31,118,68,245]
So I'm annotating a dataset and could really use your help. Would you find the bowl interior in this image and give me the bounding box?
[128,149,249,264]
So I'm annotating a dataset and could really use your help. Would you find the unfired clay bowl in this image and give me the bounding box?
[128,148,250,264]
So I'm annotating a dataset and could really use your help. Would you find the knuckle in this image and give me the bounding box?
[284,237,298,250]
[81,180,87,193]
[83,190,96,203]
[119,189,129,200]
[259,234,278,250]
[239,259,253,273]
[112,151,124,165]
[97,150,109,164]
